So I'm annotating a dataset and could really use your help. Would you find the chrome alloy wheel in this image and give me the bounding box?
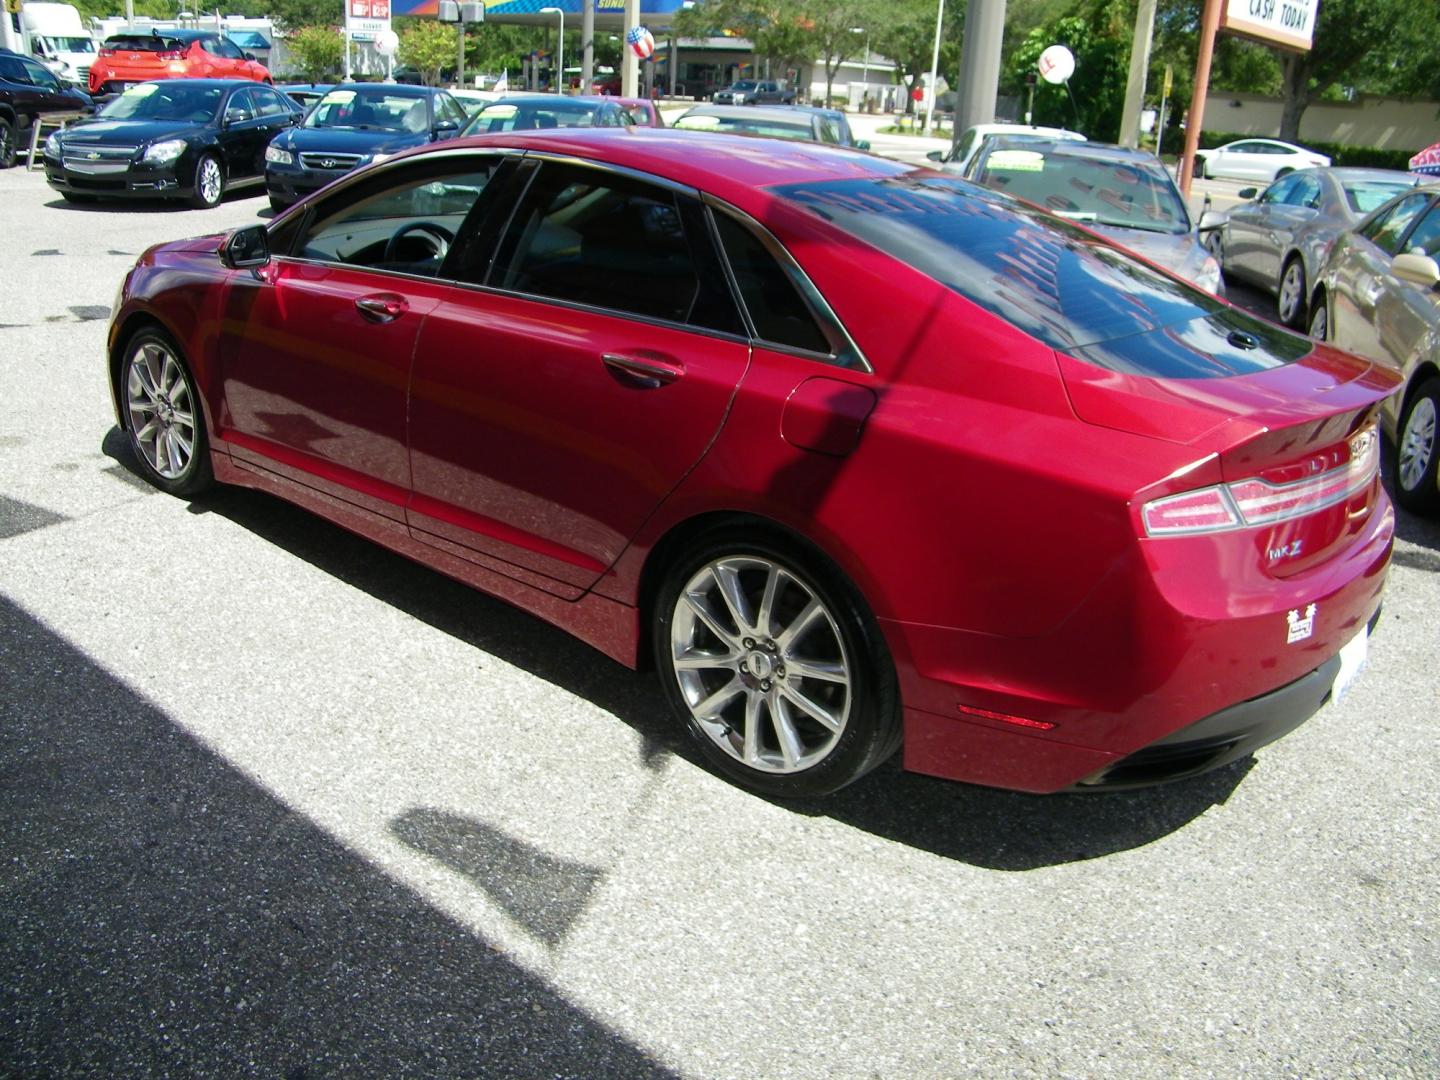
[126,339,196,480]
[670,555,851,774]
[196,156,222,206]
[1399,395,1437,493]
[1278,260,1305,325]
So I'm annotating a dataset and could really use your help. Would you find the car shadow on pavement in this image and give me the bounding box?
[100,431,1255,871]
[43,187,264,213]
[0,593,676,1077]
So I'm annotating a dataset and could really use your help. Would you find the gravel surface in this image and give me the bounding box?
[1,161,1436,1079]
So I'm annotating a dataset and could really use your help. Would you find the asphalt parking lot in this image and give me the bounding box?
[1,160,1436,1078]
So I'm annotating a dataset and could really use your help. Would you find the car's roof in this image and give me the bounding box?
[129,77,256,88]
[983,137,1163,165]
[483,93,612,105]
[1313,166,1423,182]
[684,103,809,121]
[445,127,908,197]
[329,81,434,96]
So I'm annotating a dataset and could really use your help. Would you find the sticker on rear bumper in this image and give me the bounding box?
[1286,603,1317,644]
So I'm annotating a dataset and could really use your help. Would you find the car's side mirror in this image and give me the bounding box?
[433,119,460,136]
[244,51,256,61]
[220,224,270,269]
[926,149,944,162]
[1197,210,1226,232]
[855,139,871,151]
[1238,187,1258,200]
[1392,251,1440,288]
[224,108,250,126]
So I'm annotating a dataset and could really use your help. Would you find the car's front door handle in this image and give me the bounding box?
[602,352,684,388]
[356,294,407,323]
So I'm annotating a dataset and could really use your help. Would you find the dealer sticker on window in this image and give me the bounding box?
[1331,627,1369,703]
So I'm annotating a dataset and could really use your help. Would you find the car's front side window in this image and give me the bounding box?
[1365,193,1432,255]
[1400,205,1440,259]
[1261,174,1299,204]
[293,157,508,277]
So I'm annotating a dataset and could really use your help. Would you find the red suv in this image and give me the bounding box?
[89,29,270,97]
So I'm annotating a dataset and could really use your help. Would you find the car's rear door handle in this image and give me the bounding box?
[356,294,407,323]
[602,352,684,388]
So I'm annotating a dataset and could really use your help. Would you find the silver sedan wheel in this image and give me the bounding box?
[1277,260,1305,325]
[125,339,196,480]
[669,555,851,774]
[1308,299,1327,341]
[1399,396,1437,493]
[196,156,222,206]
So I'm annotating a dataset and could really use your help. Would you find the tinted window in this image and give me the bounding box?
[226,87,256,121]
[103,35,182,51]
[712,211,830,355]
[776,175,1310,377]
[491,163,713,326]
[1261,174,1299,204]
[99,82,223,121]
[20,58,61,89]
[205,36,245,59]
[251,85,290,117]
[297,162,504,276]
[1402,205,1440,258]
[1364,192,1431,255]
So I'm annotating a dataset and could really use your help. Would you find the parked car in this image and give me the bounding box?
[1209,167,1423,326]
[449,87,506,119]
[614,96,664,127]
[43,78,299,206]
[460,94,634,135]
[108,129,1396,798]
[929,121,1085,175]
[965,137,1224,293]
[672,103,843,144]
[1192,138,1330,183]
[778,104,868,149]
[1310,183,1440,515]
[0,46,93,168]
[275,81,331,114]
[264,83,466,210]
[711,79,794,106]
[591,73,621,95]
[88,28,270,98]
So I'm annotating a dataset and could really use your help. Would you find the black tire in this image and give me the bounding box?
[1393,376,1440,517]
[1306,290,1328,341]
[0,116,16,169]
[1191,154,1205,179]
[189,153,225,209]
[268,194,291,213]
[1276,256,1307,328]
[652,527,901,798]
[118,327,215,497]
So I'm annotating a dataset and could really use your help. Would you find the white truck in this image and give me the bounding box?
[21,3,96,89]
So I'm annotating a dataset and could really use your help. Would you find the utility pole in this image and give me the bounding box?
[1118,0,1157,147]
[581,0,594,93]
[952,0,1006,145]
[621,0,639,97]
[1179,0,1223,196]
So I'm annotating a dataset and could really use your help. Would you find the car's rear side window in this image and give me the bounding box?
[774,174,1307,376]
[711,211,830,355]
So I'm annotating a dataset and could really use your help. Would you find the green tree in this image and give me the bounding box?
[799,0,881,107]
[869,0,955,114]
[1004,0,1131,138]
[286,25,345,83]
[399,18,460,86]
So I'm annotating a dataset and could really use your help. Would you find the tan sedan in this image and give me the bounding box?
[1311,183,1440,515]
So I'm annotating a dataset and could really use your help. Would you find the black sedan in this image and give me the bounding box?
[263,83,467,211]
[43,79,301,208]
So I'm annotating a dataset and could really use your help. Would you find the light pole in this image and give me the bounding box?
[540,7,564,93]
[850,27,869,105]
[923,0,945,135]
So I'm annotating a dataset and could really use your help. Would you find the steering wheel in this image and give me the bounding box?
[384,221,455,265]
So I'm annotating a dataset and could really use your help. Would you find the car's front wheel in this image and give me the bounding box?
[189,153,224,209]
[120,327,214,497]
[1307,292,1328,341]
[1277,257,1307,328]
[653,529,901,797]
[1394,376,1440,517]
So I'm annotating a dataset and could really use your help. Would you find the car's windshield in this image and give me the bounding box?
[304,88,430,133]
[49,36,97,52]
[1343,179,1418,215]
[775,175,1308,377]
[731,80,758,90]
[99,82,222,122]
[462,101,603,134]
[973,147,1191,235]
[675,113,812,140]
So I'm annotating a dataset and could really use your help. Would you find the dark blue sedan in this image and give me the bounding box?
[263,83,467,210]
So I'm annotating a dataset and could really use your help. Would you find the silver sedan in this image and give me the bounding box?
[1210,167,1423,327]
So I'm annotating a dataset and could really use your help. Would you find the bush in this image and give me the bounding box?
[286,26,344,83]
[1199,130,1414,171]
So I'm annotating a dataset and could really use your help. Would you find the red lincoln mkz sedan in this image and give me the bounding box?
[107,130,1398,797]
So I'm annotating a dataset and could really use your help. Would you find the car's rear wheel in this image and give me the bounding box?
[1394,376,1440,516]
[1277,257,1307,328]
[653,529,901,797]
[0,117,16,169]
[189,153,224,209]
[1307,292,1328,341]
[1204,228,1224,264]
[120,327,214,497]
[1192,155,1205,179]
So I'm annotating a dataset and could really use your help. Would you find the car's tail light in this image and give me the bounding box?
[1143,427,1378,536]
[99,47,114,56]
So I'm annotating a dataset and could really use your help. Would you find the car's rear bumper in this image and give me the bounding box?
[886,492,1394,793]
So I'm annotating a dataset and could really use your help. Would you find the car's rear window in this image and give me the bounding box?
[1343,179,1417,215]
[774,175,1309,377]
[103,35,182,52]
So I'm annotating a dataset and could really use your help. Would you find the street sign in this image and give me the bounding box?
[1220,0,1317,52]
